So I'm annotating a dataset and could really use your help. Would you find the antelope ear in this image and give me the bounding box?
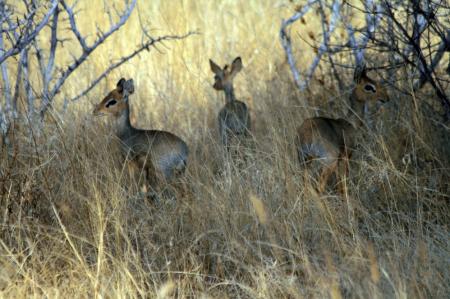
[353,64,367,84]
[230,57,243,77]
[116,78,126,93]
[124,79,135,95]
[209,59,222,74]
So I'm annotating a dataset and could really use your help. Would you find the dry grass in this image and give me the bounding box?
[1,0,449,298]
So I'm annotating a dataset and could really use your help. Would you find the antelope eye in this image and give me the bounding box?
[105,99,117,108]
[364,84,376,93]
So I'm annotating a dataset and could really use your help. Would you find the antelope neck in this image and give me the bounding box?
[223,85,236,103]
[115,97,134,139]
[347,96,368,129]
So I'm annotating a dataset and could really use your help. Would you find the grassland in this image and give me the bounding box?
[0,0,449,298]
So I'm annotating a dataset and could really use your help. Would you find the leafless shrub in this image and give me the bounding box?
[0,0,195,144]
[280,0,450,120]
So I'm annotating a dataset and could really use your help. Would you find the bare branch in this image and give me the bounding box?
[279,0,386,92]
[280,0,318,91]
[0,0,58,64]
[346,1,384,67]
[70,31,198,102]
[21,48,35,119]
[0,25,11,115]
[12,51,24,117]
[304,0,341,87]
[1,0,198,137]
[61,0,89,52]
[383,1,450,119]
[46,0,137,112]
[44,5,60,99]
[0,105,8,141]
[414,28,450,90]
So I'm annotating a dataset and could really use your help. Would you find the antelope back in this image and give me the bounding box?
[219,101,250,132]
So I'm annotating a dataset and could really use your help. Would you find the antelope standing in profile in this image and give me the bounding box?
[93,78,189,187]
[209,57,251,148]
[296,66,389,193]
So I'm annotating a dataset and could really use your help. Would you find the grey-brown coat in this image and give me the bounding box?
[210,57,251,147]
[93,78,188,185]
[296,66,389,193]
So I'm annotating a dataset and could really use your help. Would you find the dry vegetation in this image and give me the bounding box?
[1,0,449,298]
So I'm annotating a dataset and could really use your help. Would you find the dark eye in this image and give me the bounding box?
[105,99,117,108]
[364,84,376,93]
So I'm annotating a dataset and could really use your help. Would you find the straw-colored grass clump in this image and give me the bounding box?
[0,0,449,298]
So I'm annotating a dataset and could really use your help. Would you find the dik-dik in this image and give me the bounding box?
[296,65,389,193]
[209,57,251,148]
[93,78,188,187]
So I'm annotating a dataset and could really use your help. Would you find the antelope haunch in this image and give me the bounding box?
[296,66,389,193]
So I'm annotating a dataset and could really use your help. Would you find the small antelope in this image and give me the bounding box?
[209,57,251,148]
[93,78,188,186]
[296,65,389,193]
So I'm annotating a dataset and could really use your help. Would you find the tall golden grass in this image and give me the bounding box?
[1,0,449,298]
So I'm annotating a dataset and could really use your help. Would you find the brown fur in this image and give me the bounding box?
[296,66,389,194]
[209,57,251,148]
[93,78,189,187]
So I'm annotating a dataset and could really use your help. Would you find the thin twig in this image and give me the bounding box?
[70,31,198,102]
[0,0,58,64]
[280,0,318,91]
[43,0,138,115]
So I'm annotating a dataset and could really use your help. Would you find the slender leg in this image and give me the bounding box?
[127,159,139,179]
[337,152,350,195]
[145,163,160,191]
[318,160,338,193]
[126,157,149,194]
[219,120,228,149]
[336,161,347,195]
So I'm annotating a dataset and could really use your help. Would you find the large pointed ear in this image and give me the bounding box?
[230,57,243,77]
[116,78,126,93]
[353,64,367,84]
[123,79,135,96]
[209,59,222,74]
[230,56,242,77]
